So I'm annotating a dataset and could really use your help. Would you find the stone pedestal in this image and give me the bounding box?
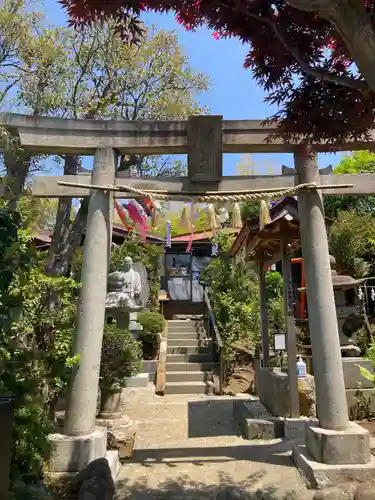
[48,427,108,473]
[257,359,375,484]
[306,422,371,465]
[293,443,375,488]
[129,311,143,337]
[293,403,375,486]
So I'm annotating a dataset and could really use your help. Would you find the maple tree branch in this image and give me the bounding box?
[284,0,337,13]
[246,10,369,95]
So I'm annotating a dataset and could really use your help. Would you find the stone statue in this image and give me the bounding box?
[106,256,149,312]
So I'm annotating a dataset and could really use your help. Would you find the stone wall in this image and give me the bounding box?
[141,360,158,384]
[256,367,290,417]
[343,358,375,420]
[255,359,375,420]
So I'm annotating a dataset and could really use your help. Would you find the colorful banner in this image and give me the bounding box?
[114,200,133,231]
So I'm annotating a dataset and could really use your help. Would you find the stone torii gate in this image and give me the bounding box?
[3,112,375,482]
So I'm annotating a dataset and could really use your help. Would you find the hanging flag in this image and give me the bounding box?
[114,200,134,231]
[166,220,172,248]
[138,198,154,217]
[127,200,148,241]
[186,224,195,253]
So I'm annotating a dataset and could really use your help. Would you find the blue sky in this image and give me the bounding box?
[42,0,346,176]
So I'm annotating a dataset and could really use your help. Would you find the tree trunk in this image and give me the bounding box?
[45,155,88,277]
[326,1,375,96]
[46,153,141,279]
[3,147,31,210]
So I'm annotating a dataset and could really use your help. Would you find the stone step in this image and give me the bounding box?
[166,371,207,383]
[168,325,199,333]
[166,353,214,363]
[168,320,198,325]
[171,315,202,321]
[164,381,207,395]
[167,332,202,340]
[166,361,216,372]
[167,345,210,355]
[168,325,203,333]
[168,338,210,347]
[233,399,284,440]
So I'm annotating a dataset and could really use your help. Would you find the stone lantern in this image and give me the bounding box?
[330,256,366,357]
[300,256,375,418]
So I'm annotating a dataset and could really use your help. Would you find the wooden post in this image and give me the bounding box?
[281,239,300,418]
[258,262,269,367]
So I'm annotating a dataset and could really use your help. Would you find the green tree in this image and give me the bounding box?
[201,233,284,373]
[14,21,209,277]
[0,0,60,207]
[329,211,375,278]
[169,210,210,236]
[0,0,42,107]
[325,151,375,218]
[18,195,75,232]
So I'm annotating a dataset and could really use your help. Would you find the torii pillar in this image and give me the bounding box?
[49,148,116,474]
[64,148,115,436]
[292,147,374,485]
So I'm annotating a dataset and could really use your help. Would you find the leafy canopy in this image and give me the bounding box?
[201,232,284,372]
[60,0,375,144]
[325,150,375,218]
[329,210,375,278]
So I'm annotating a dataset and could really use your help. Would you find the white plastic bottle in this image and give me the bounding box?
[296,356,307,378]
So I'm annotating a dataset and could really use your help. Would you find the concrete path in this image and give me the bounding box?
[116,386,313,500]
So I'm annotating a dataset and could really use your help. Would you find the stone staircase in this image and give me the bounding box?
[164,319,217,395]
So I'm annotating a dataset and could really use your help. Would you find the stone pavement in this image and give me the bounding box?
[115,386,313,500]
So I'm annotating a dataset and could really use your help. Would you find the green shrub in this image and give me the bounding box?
[200,233,284,376]
[0,207,82,489]
[359,341,375,384]
[100,325,142,388]
[138,311,165,335]
[137,311,165,359]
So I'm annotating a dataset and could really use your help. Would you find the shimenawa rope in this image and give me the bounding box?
[116,182,317,202]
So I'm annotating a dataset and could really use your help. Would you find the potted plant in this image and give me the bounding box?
[138,311,165,360]
[99,325,142,419]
